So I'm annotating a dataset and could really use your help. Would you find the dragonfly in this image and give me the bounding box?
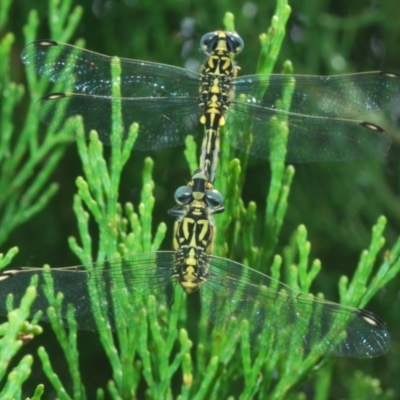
[22,32,399,183]
[0,169,390,357]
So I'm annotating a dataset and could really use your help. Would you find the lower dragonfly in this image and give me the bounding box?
[0,169,390,357]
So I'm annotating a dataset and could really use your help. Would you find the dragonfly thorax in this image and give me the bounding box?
[173,200,215,293]
[171,182,217,293]
[172,200,215,254]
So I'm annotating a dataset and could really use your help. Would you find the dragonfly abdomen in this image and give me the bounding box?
[173,248,210,293]
[197,31,241,182]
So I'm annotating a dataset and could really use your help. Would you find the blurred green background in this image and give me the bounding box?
[2,0,400,397]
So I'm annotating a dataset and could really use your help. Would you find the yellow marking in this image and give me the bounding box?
[182,218,194,240]
[206,109,221,117]
[210,94,219,102]
[197,220,209,241]
[221,57,232,70]
[185,266,196,276]
[192,170,207,180]
[181,281,199,291]
[193,192,203,200]
[189,248,196,257]
[206,107,219,114]
[188,226,197,247]
[173,221,180,250]
[205,130,213,152]
[216,39,228,51]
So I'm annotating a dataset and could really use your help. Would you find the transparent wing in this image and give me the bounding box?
[225,103,390,162]
[225,71,398,161]
[22,40,203,148]
[22,42,397,159]
[0,252,177,331]
[21,40,200,97]
[0,252,390,357]
[202,256,390,357]
[233,71,400,118]
[34,93,201,148]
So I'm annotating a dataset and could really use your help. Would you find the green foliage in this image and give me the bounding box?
[0,249,43,399]
[0,0,84,247]
[0,0,399,398]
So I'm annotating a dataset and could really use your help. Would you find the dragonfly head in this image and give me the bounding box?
[172,168,225,214]
[200,31,244,57]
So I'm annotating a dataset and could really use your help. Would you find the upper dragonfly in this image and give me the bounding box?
[22,31,399,181]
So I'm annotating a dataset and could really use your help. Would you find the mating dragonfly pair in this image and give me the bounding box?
[0,31,396,357]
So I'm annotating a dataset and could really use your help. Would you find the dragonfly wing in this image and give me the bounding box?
[234,71,400,118]
[201,256,390,357]
[22,40,200,97]
[35,93,202,148]
[92,252,177,331]
[226,103,390,162]
[0,252,176,331]
[0,265,96,329]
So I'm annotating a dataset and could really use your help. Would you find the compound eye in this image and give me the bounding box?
[200,31,219,53]
[205,189,224,209]
[226,32,244,54]
[174,185,193,205]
